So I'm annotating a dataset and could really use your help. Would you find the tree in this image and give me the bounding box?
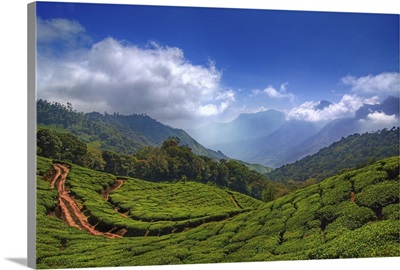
[217,160,229,187]
[85,146,106,171]
[134,160,150,179]
[36,129,62,159]
[143,148,168,180]
[161,138,180,150]
[102,150,121,175]
[57,132,87,166]
[119,154,137,177]
[262,185,277,202]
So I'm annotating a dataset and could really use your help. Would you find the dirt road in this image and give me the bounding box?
[51,164,123,238]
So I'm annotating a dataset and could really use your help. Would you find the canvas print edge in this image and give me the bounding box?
[28,2,37,269]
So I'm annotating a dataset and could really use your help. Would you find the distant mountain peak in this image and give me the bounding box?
[235,108,284,121]
[313,100,332,111]
[381,95,399,111]
[187,109,286,147]
[355,96,399,119]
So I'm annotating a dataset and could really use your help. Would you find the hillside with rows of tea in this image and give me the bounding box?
[36,155,399,269]
[35,100,399,269]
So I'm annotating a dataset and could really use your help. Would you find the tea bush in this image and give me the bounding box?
[35,156,400,268]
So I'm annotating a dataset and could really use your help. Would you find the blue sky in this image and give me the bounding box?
[36,2,399,128]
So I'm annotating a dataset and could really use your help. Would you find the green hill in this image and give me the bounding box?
[236,160,272,174]
[266,127,399,182]
[37,99,226,160]
[36,155,399,269]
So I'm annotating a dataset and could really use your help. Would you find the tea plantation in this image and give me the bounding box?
[36,155,399,268]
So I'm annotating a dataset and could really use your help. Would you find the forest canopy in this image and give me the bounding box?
[266,127,399,182]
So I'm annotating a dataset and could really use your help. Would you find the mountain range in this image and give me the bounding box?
[36,99,226,160]
[186,109,287,147]
[187,96,399,167]
[37,96,399,170]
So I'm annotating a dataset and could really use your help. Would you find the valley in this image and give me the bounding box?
[188,96,399,168]
[35,98,400,269]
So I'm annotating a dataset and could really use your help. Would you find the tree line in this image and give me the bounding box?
[37,128,292,201]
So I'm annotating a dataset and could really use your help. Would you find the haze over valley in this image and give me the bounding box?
[188,96,399,167]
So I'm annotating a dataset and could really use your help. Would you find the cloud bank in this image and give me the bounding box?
[358,111,399,133]
[287,94,364,122]
[36,18,398,130]
[37,18,235,128]
[287,72,399,123]
[341,72,399,97]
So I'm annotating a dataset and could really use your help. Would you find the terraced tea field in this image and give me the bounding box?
[36,156,400,269]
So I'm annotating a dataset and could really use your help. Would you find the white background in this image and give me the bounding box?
[0,1,399,270]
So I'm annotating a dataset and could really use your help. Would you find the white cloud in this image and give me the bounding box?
[252,82,295,101]
[363,95,381,105]
[37,20,235,128]
[37,17,90,48]
[287,73,399,123]
[341,72,399,97]
[365,111,398,125]
[253,106,268,113]
[199,104,219,116]
[264,86,281,98]
[359,111,399,133]
[287,94,364,122]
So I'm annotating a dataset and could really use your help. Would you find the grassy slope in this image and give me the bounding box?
[36,156,399,269]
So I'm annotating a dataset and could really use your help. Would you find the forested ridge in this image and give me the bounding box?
[37,99,290,200]
[37,99,226,159]
[266,127,399,182]
[37,99,399,200]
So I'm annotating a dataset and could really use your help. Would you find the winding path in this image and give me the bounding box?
[49,164,249,238]
[51,164,123,239]
[228,192,242,209]
[350,191,356,202]
[101,179,125,201]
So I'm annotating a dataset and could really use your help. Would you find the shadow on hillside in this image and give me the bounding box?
[6,258,27,267]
